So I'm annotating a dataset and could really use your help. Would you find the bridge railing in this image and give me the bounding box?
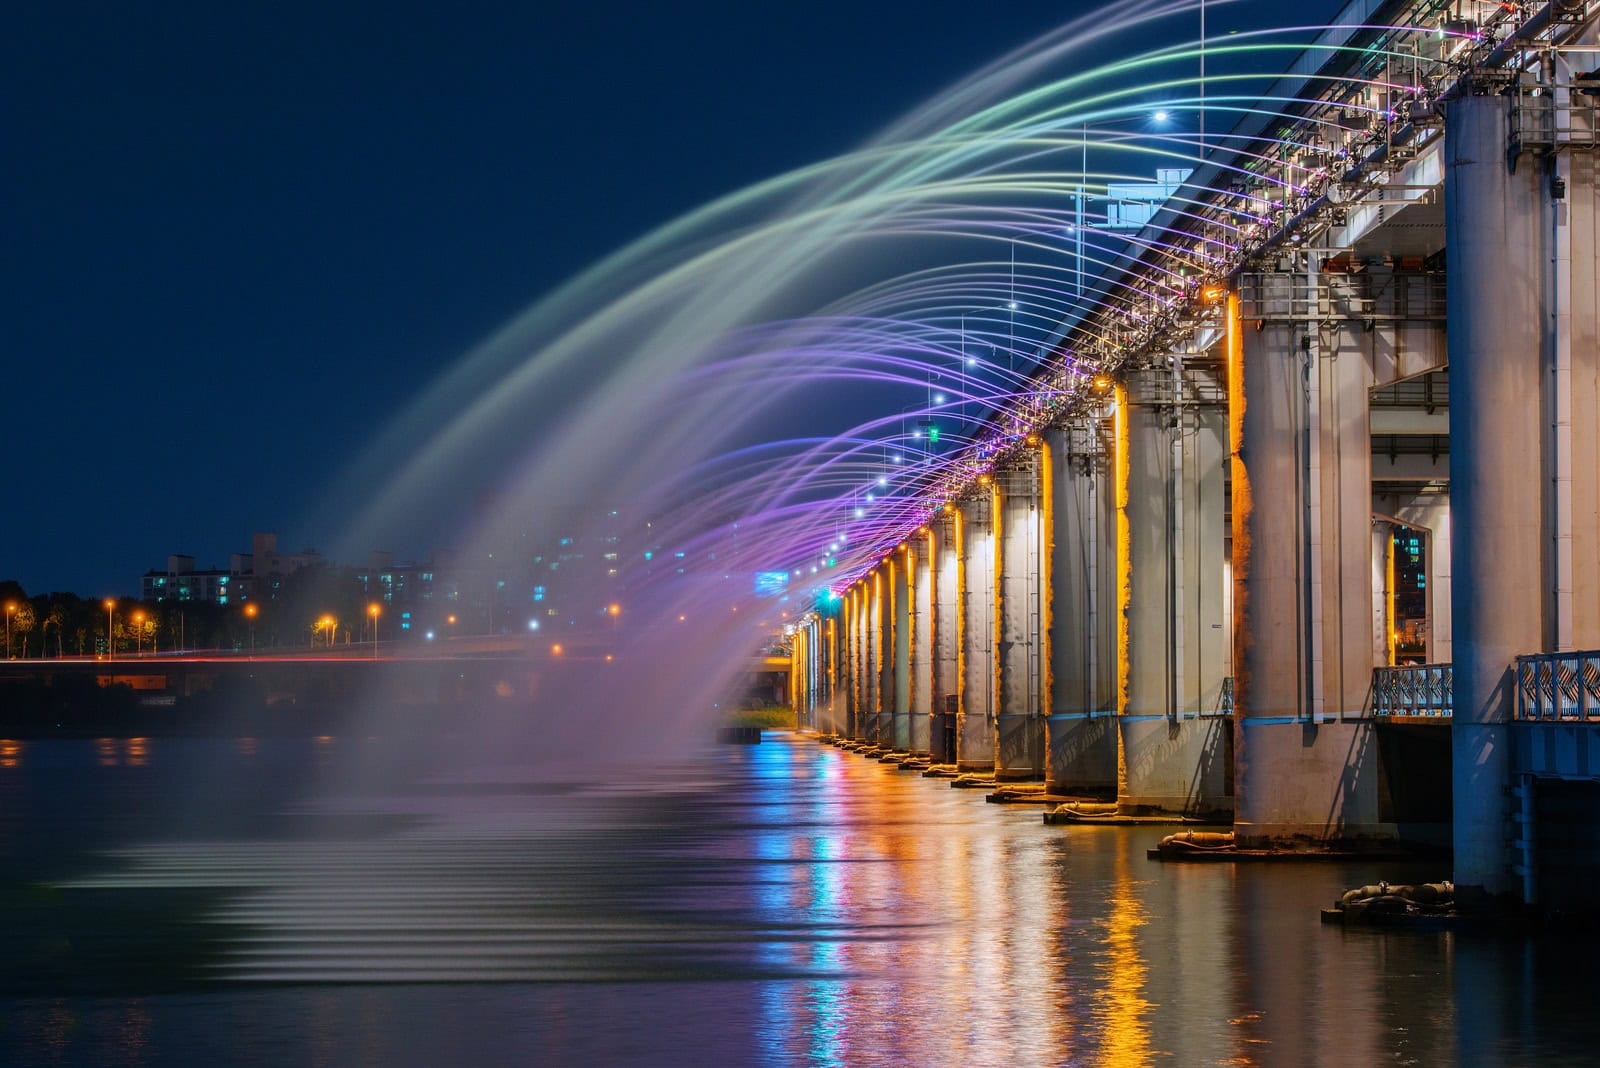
[1516,651,1600,722]
[1371,663,1453,718]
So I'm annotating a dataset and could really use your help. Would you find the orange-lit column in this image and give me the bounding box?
[848,584,866,740]
[907,528,935,756]
[890,551,911,750]
[930,510,961,763]
[1230,272,1382,847]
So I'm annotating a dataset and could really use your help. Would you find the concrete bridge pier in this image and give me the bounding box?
[849,581,868,740]
[890,551,912,750]
[994,448,1047,779]
[930,511,961,763]
[836,587,852,737]
[819,613,845,736]
[871,566,893,746]
[790,620,811,729]
[907,530,934,756]
[1044,420,1118,795]
[1115,367,1230,815]
[956,490,997,771]
[1229,271,1386,849]
[1446,90,1600,899]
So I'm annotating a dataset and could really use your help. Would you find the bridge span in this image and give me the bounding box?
[787,0,1600,909]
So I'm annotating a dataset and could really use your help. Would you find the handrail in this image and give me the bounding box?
[1372,663,1453,717]
[1515,650,1600,722]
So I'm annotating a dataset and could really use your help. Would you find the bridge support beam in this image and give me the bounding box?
[1229,271,1385,848]
[1045,420,1118,794]
[994,450,1047,779]
[820,613,844,736]
[908,529,934,756]
[1446,91,1600,899]
[850,581,868,740]
[891,551,911,750]
[930,511,961,763]
[872,566,894,745]
[1115,369,1230,814]
[956,490,996,771]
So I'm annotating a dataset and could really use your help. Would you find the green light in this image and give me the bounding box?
[927,425,940,444]
[827,557,836,567]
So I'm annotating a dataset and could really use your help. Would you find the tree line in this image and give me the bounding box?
[0,564,381,658]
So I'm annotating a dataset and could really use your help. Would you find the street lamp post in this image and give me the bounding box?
[4,601,15,660]
[103,599,115,659]
[244,603,258,655]
[133,610,146,656]
[368,603,380,659]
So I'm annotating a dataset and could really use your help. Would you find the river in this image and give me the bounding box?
[0,732,1594,1066]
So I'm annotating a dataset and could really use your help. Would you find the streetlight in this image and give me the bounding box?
[318,614,336,650]
[368,603,381,659]
[4,601,14,660]
[244,602,258,655]
[103,599,115,659]
[133,610,146,656]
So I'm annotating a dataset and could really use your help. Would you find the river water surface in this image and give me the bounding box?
[1,731,1595,1066]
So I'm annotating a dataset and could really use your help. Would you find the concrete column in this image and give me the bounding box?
[908,529,934,755]
[891,550,911,750]
[1116,369,1230,815]
[850,582,868,740]
[790,625,806,727]
[1044,419,1118,794]
[1446,93,1550,896]
[1229,268,1384,848]
[867,569,885,745]
[956,489,996,771]
[1562,140,1600,651]
[840,588,854,737]
[836,591,850,736]
[805,617,821,727]
[930,511,961,763]
[994,449,1047,779]
[821,613,843,736]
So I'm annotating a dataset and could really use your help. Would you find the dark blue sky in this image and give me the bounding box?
[5,1,1309,595]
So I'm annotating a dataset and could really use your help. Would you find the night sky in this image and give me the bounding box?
[4,0,1313,596]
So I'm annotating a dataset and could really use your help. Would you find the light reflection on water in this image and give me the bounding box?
[1,733,1598,1066]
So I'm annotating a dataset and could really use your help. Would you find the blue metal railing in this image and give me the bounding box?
[1516,651,1600,722]
[1372,663,1453,718]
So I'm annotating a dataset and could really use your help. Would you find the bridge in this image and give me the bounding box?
[786,0,1600,909]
